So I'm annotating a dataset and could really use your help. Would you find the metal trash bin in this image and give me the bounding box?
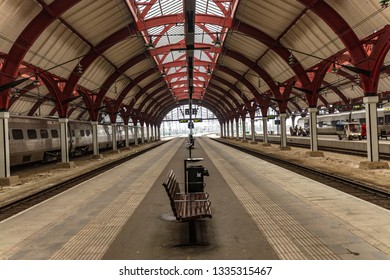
[187,165,209,193]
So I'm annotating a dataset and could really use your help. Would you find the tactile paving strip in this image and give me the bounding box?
[198,138,339,260]
[49,140,182,260]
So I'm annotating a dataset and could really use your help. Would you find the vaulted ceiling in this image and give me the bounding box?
[0,0,389,125]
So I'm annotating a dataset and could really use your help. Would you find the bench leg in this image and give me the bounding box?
[188,220,197,243]
[174,220,209,246]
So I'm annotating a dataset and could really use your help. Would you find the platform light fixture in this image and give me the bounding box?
[206,65,211,75]
[75,60,83,75]
[355,76,360,84]
[213,32,222,48]
[33,74,40,86]
[331,61,338,73]
[145,35,155,50]
[288,52,296,66]
[161,67,167,77]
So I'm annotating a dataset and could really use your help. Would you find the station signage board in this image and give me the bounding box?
[179,118,203,123]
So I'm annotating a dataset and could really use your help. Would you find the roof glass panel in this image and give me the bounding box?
[196,0,224,16]
[128,0,238,101]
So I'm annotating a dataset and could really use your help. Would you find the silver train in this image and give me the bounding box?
[296,107,390,135]
[8,116,138,166]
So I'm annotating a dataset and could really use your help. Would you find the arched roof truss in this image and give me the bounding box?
[0,0,389,125]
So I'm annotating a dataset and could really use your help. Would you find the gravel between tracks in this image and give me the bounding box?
[221,139,390,193]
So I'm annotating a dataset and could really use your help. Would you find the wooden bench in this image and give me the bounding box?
[162,170,212,245]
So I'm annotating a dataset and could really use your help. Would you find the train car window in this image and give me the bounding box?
[51,129,59,138]
[86,130,91,136]
[27,129,37,139]
[12,129,24,140]
[385,115,390,125]
[378,117,384,125]
[80,130,85,137]
[40,129,49,139]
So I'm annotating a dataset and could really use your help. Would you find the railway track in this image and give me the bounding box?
[270,140,390,161]
[215,138,390,210]
[0,141,168,221]
[256,137,390,161]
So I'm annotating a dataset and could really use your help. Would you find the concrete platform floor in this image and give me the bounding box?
[1,137,389,260]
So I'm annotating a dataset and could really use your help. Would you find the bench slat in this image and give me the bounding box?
[162,170,212,222]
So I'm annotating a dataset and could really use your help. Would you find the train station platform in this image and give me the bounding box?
[0,137,389,260]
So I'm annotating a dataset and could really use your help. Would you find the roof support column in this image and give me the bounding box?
[250,118,256,143]
[231,119,234,139]
[306,107,324,157]
[124,124,130,148]
[279,113,290,150]
[111,124,119,153]
[241,115,247,142]
[134,126,139,146]
[249,110,257,144]
[262,117,270,146]
[150,124,154,141]
[235,117,240,139]
[226,120,230,138]
[0,112,19,186]
[58,118,74,168]
[141,124,145,144]
[146,124,150,143]
[91,121,103,159]
[360,96,389,169]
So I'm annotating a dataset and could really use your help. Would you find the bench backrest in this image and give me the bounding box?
[162,170,181,216]
[163,170,212,222]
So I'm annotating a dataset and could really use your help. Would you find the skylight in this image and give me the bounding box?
[127,0,239,101]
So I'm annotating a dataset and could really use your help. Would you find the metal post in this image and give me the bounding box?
[226,121,230,137]
[280,113,288,149]
[0,112,11,178]
[112,123,117,151]
[141,125,145,144]
[364,96,379,162]
[91,121,99,155]
[236,119,239,139]
[134,126,138,145]
[242,118,246,141]
[124,124,129,147]
[308,107,318,152]
[262,117,269,144]
[251,118,255,142]
[0,112,19,185]
[59,118,70,163]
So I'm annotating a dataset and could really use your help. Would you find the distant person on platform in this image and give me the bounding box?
[361,123,366,139]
